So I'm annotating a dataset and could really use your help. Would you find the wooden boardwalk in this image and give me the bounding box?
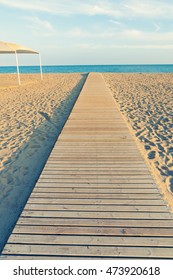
[2,73,173,259]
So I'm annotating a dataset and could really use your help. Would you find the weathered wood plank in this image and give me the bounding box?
[33,187,160,194]
[17,217,173,227]
[12,225,173,237]
[3,244,173,258]
[35,182,158,189]
[0,256,118,260]
[39,174,153,179]
[30,193,162,199]
[40,170,151,175]
[45,160,147,164]
[43,167,151,170]
[27,198,167,205]
[2,255,172,260]
[8,234,173,247]
[21,210,172,219]
[25,204,169,212]
[37,179,155,184]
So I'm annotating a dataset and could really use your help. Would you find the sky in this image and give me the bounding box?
[0,0,173,65]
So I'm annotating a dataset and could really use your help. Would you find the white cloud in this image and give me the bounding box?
[1,0,173,60]
[67,28,91,37]
[0,0,122,17]
[88,3,122,17]
[0,0,54,14]
[110,44,173,49]
[96,28,173,42]
[109,20,122,25]
[24,16,56,37]
[75,43,173,50]
[67,26,173,46]
[124,0,173,18]
[0,0,173,19]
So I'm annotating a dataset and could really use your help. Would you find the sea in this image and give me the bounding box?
[0,64,173,74]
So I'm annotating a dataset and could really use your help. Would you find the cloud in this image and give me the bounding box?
[67,28,91,37]
[0,0,122,17]
[95,28,173,42]
[1,0,173,53]
[0,0,173,19]
[67,25,173,46]
[24,16,56,37]
[0,0,54,14]
[75,43,173,50]
[110,44,173,49]
[109,20,122,25]
[88,2,122,17]
[123,0,173,18]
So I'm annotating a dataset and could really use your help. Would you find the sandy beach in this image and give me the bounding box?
[1,72,173,255]
[103,73,173,204]
[0,73,86,251]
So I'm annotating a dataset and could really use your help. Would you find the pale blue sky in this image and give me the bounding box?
[0,0,173,65]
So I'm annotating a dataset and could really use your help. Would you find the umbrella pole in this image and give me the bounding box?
[15,52,21,85]
[39,53,43,80]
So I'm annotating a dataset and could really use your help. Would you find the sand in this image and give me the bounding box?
[0,73,86,252]
[103,73,173,204]
[1,72,173,252]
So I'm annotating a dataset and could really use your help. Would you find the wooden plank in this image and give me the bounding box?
[27,198,167,205]
[48,156,142,159]
[37,179,155,184]
[48,151,143,153]
[33,187,160,194]
[44,160,147,163]
[51,150,141,154]
[12,225,173,237]
[46,160,146,164]
[43,166,150,169]
[3,244,173,258]
[2,256,172,260]
[21,210,172,219]
[44,165,149,172]
[25,204,169,212]
[49,153,142,156]
[8,234,173,247]
[39,173,153,178]
[57,139,136,143]
[50,156,143,159]
[0,256,130,260]
[35,183,158,189]
[54,139,139,142]
[17,217,173,227]
[59,132,133,136]
[30,193,162,199]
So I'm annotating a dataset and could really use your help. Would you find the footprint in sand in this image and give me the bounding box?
[147,150,156,159]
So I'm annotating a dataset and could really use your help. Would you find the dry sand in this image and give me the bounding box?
[103,73,173,205]
[0,73,86,252]
[1,72,173,252]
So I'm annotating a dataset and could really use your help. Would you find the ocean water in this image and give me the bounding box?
[0,64,173,74]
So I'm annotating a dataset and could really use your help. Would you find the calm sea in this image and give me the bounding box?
[0,64,173,74]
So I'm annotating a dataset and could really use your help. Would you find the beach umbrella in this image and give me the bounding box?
[0,41,43,85]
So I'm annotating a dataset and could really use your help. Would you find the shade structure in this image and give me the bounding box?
[0,41,43,85]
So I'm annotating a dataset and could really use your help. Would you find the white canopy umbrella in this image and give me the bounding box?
[0,41,43,85]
